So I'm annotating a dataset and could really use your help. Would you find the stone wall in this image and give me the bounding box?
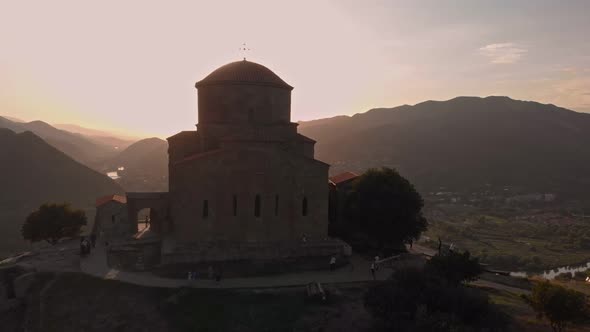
[158,239,351,278]
[94,201,131,242]
[106,240,162,271]
[169,147,329,244]
[198,84,291,126]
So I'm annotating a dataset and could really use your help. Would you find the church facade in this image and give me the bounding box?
[168,60,329,244]
[102,60,349,273]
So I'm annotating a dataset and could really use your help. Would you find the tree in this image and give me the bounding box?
[364,267,508,331]
[22,203,87,245]
[524,281,589,332]
[344,167,427,249]
[425,250,482,285]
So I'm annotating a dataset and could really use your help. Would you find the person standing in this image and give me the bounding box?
[80,237,86,256]
[90,233,96,248]
[330,256,336,271]
[374,255,380,271]
[370,262,376,280]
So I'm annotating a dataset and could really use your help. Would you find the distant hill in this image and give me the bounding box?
[2,115,25,123]
[105,137,169,192]
[299,96,590,197]
[0,116,122,164]
[0,129,123,257]
[54,123,137,150]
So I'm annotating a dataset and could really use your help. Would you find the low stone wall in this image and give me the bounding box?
[157,239,352,278]
[106,240,162,271]
[164,239,350,263]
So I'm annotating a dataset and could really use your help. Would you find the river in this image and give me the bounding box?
[510,262,590,280]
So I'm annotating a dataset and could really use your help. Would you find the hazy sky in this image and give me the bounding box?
[1,0,589,137]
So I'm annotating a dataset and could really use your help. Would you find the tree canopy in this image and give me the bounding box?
[425,250,482,285]
[364,266,508,331]
[344,167,427,249]
[22,203,87,245]
[524,281,589,332]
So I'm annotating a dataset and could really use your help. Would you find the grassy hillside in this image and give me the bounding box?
[7,272,586,331]
[104,137,169,191]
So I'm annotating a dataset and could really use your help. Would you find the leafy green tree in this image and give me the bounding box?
[22,203,87,245]
[523,281,588,332]
[425,250,482,285]
[344,167,427,249]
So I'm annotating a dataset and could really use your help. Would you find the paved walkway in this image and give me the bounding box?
[80,243,388,289]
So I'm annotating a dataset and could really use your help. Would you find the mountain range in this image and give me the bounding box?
[0,116,167,191]
[298,96,590,196]
[2,95,589,256]
[0,116,132,164]
[0,129,124,257]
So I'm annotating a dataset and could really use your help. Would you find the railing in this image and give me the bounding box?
[376,254,402,269]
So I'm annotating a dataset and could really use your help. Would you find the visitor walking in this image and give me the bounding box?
[374,255,380,271]
[330,256,336,271]
[370,262,376,280]
[80,237,86,256]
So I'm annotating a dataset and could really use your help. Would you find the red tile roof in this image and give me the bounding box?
[173,149,225,165]
[95,194,127,207]
[329,171,359,185]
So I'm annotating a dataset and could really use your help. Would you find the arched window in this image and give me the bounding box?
[233,195,238,216]
[274,195,279,216]
[254,194,261,217]
[202,200,209,219]
[302,196,308,216]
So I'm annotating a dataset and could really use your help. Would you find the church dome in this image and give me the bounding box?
[195,60,293,90]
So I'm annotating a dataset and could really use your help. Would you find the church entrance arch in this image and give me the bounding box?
[126,192,170,235]
[137,208,151,232]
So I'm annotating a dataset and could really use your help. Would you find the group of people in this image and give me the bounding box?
[187,266,222,282]
[329,254,382,280]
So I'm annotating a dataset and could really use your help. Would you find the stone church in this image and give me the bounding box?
[96,60,350,273]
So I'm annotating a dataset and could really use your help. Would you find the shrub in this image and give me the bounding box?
[425,250,482,285]
[364,267,509,331]
[523,281,589,332]
[22,203,87,245]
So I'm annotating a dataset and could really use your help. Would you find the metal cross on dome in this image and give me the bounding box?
[239,43,251,61]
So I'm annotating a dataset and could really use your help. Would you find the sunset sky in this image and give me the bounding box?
[1,0,589,137]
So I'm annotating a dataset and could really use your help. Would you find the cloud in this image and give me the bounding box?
[479,43,527,64]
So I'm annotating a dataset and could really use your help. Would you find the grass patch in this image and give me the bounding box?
[160,288,313,332]
[39,272,333,332]
[424,205,590,272]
